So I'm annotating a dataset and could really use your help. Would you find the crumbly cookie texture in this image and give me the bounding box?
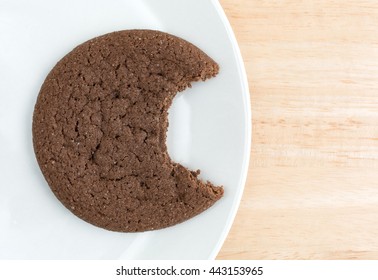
[33,29,223,232]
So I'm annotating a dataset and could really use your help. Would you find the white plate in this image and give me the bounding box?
[0,0,250,259]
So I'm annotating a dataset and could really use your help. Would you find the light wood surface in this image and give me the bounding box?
[217,0,378,259]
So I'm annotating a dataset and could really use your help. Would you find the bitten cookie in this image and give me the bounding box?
[32,29,223,232]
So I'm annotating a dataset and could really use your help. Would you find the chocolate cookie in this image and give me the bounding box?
[32,30,223,232]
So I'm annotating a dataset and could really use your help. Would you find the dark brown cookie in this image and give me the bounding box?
[32,29,223,232]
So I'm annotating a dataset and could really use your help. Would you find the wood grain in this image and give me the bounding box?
[217,0,378,259]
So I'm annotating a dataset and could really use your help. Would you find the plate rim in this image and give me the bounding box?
[208,0,252,259]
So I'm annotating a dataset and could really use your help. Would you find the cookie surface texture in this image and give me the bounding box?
[32,30,223,232]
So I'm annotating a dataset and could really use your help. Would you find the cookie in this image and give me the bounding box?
[32,29,223,232]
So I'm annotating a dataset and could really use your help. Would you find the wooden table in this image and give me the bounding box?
[217,0,378,259]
